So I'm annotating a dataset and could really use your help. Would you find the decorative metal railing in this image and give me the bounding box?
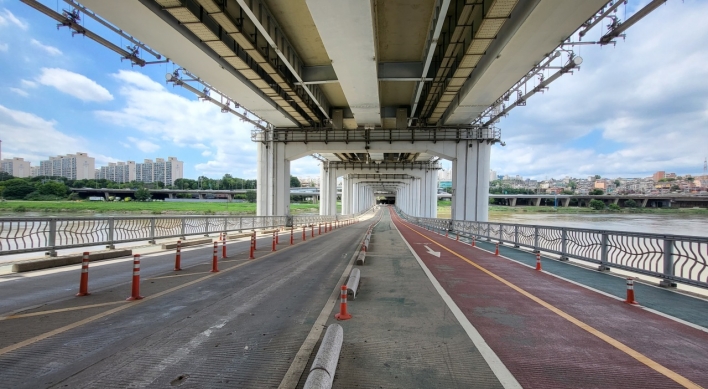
[397,210,708,289]
[0,211,376,257]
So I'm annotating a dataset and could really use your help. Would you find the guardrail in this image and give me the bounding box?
[396,209,708,289]
[0,214,345,257]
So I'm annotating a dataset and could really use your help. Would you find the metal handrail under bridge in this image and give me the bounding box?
[252,127,501,144]
[397,208,708,290]
[0,214,328,257]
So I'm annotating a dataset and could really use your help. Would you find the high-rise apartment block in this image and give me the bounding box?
[97,161,136,183]
[38,152,95,180]
[1,157,31,178]
[133,157,183,185]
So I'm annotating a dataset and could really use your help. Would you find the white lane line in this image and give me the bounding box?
[391,214,522,389]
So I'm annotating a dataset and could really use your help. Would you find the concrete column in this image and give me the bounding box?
[104,192,110,200]
[510,197,517,207]
[353,182,359,214]
[320,163,328,215]
[561,198,570,207]
[342,176,350,215]
[328,168,337,215]
[168,193,175,199]
[451,141,491,221]
[430,170,438,218]
[612,198,619,205]
[257,141,290,216]
[534,198,542,206]
[641,198,648,208]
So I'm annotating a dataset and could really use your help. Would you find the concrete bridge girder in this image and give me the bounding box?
[258,139,490,221]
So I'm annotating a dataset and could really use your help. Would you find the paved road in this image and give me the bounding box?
[0,221,370,388]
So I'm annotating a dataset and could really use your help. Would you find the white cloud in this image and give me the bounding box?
[9,87,28,97]
[0,104,86,163]
[37,68,113,102]
[127,136,161,153]
[95,70,279,178]
[21,79,37,88]
[0,42,7,52]
[201,150,212,157]
[30,39,62,56]
[491,0,708,179]
[0,9,28,30]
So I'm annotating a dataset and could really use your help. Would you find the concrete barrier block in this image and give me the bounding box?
[11,249,132,273]
[259,228,280,235]
[304,324,343,389]
[161,238,213,250]
[355,251,366,266]
[226,232,252,240]
[347,268,360,299]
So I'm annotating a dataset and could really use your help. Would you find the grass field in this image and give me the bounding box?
[0,200,326,215]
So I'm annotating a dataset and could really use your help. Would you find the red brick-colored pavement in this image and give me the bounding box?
[390,209,708,389]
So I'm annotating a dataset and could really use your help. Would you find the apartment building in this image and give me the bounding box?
[97,161,136,183]
[1,157,31,178]
[38,152,95,180]
[135,157,183,185]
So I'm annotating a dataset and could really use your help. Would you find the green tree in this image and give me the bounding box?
[670,184,680,192]
[37,182,68,197]
[608,203,621,211]
[290,175,301,188]
[134,188,152,201]
[1,179,36,199]
[624,199,638,208]
[568,180,577,190]
[245,190,257,203]
[589,199,605,210]
[0,172,14,181]
[590,189,604,195]
[614,180,621,187]
[594,175,601,179]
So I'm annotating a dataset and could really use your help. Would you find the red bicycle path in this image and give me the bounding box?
[389,208,708,389]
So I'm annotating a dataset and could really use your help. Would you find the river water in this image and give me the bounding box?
[489,213,708,238]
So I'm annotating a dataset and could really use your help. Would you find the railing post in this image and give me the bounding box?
[47,217,57,257]
[204,217,210,237]
[533,226,539,252]
[107,217,115,249]
[149,218,156,244]
[223,217,228,236]
[498,223,503,242]
[659,239,677,288]
[514,225,519,247]
[560,229,568,261]
[180,217,186,239]
[486,223,491,241]
[599,233,610,271]
[239,217,243,231]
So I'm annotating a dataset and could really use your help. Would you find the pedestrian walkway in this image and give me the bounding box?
[298,210,507,388]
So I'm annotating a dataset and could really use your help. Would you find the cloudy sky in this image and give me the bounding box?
[0,0,706,180]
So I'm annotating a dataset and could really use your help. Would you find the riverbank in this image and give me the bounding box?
[0,200,322,215]
[436,204,708,219]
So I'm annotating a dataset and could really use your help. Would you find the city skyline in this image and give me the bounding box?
[1,1,707,180]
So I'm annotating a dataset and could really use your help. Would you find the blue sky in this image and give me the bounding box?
[1,0,707,180]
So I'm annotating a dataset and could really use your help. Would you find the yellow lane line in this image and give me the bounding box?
[0,259,255,357]
[2,301,129,320]
[0,221,346,357]
[147,272,211,280]
[398,218,702,389]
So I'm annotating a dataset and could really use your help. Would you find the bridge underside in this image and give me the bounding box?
[65,0,610,221]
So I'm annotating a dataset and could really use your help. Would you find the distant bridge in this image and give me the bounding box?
[487,194,708,208]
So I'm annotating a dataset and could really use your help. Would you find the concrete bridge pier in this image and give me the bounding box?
[257,141,290,216]
[451,141,491,222]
